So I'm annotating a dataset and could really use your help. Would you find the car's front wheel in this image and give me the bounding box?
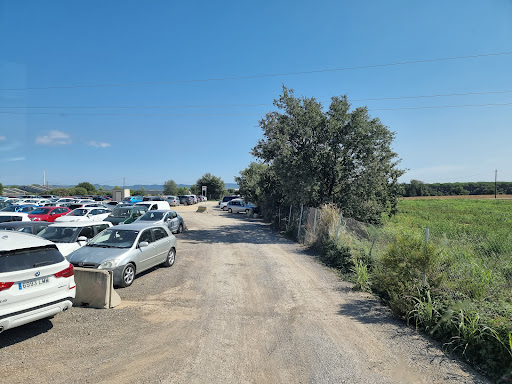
[177,223,183,233]
[228,208,232,213]
[163,248,176,267]
[120,263,136,287]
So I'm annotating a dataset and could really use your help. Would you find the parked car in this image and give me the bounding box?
[37,221,112,256]
[219,196,241,210]
[135,201,172,211]
[28,206,72,222]
[163,196,180,206]
[122,196,143,204]
[142,196,165,201]
[105,205,148,226]
[0,212,31,223]
[0,232,76,333]
[0,204,37,214]
[225,199,258,214]
[0,221,50,235]
[54,207,111,223]
[134,210,185,234]
[67,223,176,287]
[178,195,194,205]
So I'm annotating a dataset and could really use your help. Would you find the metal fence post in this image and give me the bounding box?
[312,208,318,240]
[297,205,304,241]
[335,209,343,243]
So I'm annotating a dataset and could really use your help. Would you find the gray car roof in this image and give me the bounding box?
[108,223,170,231]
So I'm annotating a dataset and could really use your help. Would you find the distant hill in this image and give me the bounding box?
[51,183,239,191]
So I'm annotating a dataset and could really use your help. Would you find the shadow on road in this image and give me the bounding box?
[0,318,54,348]
[181,217,287,245]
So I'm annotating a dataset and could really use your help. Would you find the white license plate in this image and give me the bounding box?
[18,277,50,290]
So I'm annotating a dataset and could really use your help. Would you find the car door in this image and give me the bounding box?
[150,227,170,265]
[136,229,158,272]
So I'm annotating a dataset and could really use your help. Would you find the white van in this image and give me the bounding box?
[135,201,171,211]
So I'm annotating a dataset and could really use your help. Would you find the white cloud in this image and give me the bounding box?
[35,130,71,145]
[0,136,6,141]
[88,141,111,148]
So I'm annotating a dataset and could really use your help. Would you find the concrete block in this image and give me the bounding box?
[196,206,208,213]
[73,268,121,309]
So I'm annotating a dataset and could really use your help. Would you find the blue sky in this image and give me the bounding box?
[1,1,511,187]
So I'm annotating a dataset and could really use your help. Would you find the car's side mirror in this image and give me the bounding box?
[77,236,88,242]
[139,241,149,248]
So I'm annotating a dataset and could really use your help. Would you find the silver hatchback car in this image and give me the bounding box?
[67,223,177,287]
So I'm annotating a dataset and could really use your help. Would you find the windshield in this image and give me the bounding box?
[38,226,80,243]
[68,208,88,216]
[31,208,51,215]
[0,246,64,273]
[88,228,138,248]
[139,211,164,221]
[112,207,132,217]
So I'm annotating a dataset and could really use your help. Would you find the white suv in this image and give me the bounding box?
[0,232,76,333]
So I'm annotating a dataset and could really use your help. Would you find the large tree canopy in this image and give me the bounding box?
[163,179,178,195]
[195,173,225,200]
[251,87,404,223]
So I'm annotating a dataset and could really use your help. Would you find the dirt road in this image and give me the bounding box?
[0,202,487,383]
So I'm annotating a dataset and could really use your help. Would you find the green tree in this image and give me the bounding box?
[195,173,225,200]
[235,162,268,203]
[76,182,96,195]
[163,179,178,195]
[69,187,88,196]
[176,186,189,195]
[252,86,404,223]
[0,182,3,195]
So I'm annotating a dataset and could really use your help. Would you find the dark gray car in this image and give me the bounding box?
[104,205,148,226]
[67,223,177,287]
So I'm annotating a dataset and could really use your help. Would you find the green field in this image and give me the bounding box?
[373,199,512,380]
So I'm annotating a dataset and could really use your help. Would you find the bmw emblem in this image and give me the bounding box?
[35,271,40,277]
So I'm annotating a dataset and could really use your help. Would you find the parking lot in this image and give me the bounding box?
[0,201,487,384]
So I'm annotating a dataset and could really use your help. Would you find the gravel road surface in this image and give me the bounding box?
[0,202,488,383]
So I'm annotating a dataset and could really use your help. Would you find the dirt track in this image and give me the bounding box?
[0,202,488,383]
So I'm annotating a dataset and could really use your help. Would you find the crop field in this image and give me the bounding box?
[402,194,512,200]
[374,199,512,380]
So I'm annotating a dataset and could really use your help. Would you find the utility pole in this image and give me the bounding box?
[43,170,45,186]
[495,169,497,199]
[123,177,126,189]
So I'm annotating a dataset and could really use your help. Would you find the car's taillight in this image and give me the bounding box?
[54,264,74,278]
[0,282,14,292]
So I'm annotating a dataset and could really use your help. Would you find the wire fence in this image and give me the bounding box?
[271,204,374,247]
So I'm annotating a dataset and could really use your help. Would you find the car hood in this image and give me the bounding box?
[67,246,130,264]
[55,216,86,222]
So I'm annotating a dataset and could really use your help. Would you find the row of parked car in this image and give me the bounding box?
[218,196,259,215]
[0,195,187,333]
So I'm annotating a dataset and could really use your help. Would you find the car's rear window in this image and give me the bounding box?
[0,246,64,273]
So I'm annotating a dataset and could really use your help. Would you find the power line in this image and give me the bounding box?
[1,90,511,110]
[1,51,511,91]
[1,102,511,116]
[371,102,512,111]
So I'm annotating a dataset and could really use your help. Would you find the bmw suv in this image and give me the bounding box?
[0,232,76,333]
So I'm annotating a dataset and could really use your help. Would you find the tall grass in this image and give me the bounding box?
[310,199,512,381]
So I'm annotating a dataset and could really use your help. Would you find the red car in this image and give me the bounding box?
[28,206,71,222]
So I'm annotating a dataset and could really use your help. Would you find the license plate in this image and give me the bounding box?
[18,277,50,290]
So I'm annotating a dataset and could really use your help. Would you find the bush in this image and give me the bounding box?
[318,238,353,273]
